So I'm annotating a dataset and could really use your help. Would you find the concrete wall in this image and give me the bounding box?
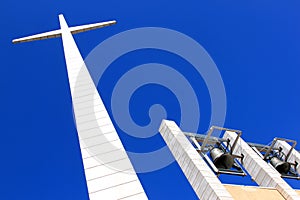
[225,185,285,200]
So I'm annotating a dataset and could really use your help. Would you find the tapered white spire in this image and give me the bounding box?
[13,14,148,200]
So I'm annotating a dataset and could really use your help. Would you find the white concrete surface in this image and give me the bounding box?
[58,15,147,200]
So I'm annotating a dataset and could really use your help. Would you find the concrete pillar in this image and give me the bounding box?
[159,120,233,200]
[59,15,147,200]
[223,131,300,200]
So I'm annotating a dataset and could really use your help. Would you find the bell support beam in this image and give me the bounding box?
[159,120,234,200]
[223,131,300,200]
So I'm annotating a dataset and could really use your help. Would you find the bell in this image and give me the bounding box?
[270,157,290,174]
[210,147,234,169]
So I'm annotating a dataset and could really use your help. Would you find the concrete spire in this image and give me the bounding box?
[13,14,148,200]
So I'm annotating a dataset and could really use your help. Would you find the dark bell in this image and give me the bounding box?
[210,147,234,169]
[270,157,290,174]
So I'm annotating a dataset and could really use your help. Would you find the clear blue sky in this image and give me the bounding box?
[1,0,300,199]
